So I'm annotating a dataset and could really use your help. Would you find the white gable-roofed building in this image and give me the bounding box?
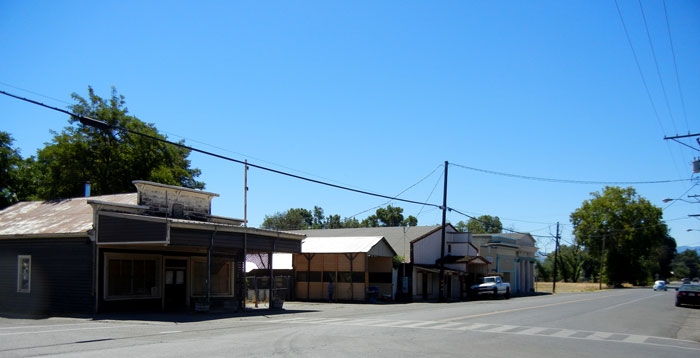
[293,236,396,302]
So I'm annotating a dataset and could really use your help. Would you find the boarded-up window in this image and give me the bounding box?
[192,258,233,296]
[105,254,160,299]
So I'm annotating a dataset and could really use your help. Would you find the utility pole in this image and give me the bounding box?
[438,161,448,302]
[242,160,249,310]
[599,235,606,290]
[552,222,560,294]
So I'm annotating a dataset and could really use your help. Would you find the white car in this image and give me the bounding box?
[653,280,667,291]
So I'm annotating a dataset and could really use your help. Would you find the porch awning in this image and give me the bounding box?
[456,255,491,265]
[95,212,304,253]
[414,264,466,276]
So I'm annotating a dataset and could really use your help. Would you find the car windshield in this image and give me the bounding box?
[680,285,700,292]
[483,277,496,283]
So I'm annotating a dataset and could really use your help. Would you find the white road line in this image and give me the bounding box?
[456,323,492,331]
[371,320,414,327]
[588,332,614,340]
[400,321,439,328]
[623,335,649,344]
[550,329,578,338]
[345,319,389,326]
[600,294,662,311]
[484,325,519,333]
[0,322,99,330]
[0,324,140,336]
[518,327,553,335]
[428,322,464,330]
[159,331,182,334]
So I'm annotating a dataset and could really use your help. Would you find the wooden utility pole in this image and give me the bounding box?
[599,235,606,290]
[438,161,448,302]
[242,160,249,310]
[552,222,560,294]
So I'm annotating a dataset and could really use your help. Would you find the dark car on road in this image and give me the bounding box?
[675,284,700,307]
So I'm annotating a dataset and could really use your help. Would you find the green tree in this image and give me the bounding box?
[556,244,587,282]
[375,205,405,226]
[261,208,313,230]
[570,186,672,286]
[361,215,379,227]
[671,250,700,279]
[0,132,38,209]
[455,215,503,233]
[35,86,203,199]
[536,259,553,281]
[312,206,325,229]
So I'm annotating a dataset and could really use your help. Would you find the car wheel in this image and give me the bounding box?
[492,288,498,299]
[675,300,680,307]
[505,288,510,299]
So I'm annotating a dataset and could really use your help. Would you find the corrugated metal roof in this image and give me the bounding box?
[301,236,385,253]
[0,193,137,237]
[293,225,442,262]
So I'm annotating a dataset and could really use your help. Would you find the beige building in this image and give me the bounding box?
[292,236,396,302]
[471,233,538,295]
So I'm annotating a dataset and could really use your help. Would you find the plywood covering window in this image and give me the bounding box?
[17,255,31,293]
[191,258,233,297]
[105,254,161,300]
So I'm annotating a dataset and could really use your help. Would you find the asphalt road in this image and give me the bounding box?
[1,288,699,357]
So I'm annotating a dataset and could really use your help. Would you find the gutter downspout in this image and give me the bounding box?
[207,227,218,307]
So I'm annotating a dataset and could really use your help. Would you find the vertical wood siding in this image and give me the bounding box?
[0,238,94,315]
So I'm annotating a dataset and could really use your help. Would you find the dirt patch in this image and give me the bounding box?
[534,282,629,293]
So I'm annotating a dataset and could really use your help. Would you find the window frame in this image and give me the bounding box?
[190,257,234,298]
[103,253,162,301]
[17,255,31,293]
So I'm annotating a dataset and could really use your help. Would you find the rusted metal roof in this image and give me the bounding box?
[0,193,137,237]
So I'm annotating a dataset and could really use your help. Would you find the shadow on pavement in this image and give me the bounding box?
[1,308,319,323]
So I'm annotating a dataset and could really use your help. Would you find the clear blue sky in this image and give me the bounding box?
[1,1,699,250]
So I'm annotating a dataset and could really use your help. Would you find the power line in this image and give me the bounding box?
[450,162,691,185]
[162,130,379,193]
[637,0,679,134]
[413,170,444,221]
[662,0,690,133]
[0,81,72,106]
[614,0,667,135]
[348,164,443,219]
[613,0,688,179]
[0,89,443,210]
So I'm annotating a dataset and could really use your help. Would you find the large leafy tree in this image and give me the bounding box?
[671,250,700,279]
[455,215,503,233]
[261,204,417,230]
[35,86,204,199]
[570,186,673,286]
[261,208,313,230]
[374,205,418,227]
[0,132,38,209]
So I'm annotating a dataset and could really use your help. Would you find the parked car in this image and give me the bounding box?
[470,276,510,299]
[675,284,700,307]
[681,278,691,284]
[652,280,667,291]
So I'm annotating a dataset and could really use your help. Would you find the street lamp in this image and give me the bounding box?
[663,198,698,204]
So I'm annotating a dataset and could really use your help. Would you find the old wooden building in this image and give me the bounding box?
[0,181,303,315]
[293,236,396,302]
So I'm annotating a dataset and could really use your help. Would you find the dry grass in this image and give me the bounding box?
[534,281,633,293]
